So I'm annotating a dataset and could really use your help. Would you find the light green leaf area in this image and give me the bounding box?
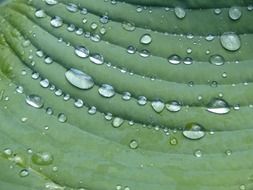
[0,0,253,189]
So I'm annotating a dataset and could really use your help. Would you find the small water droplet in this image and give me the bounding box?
[168,54,181,65]
[45,0,58,5]
[194,150,202,158]
[225,149,232,156]
[122,92,131,101]
[58,113,67,123]
[100,15,109,24]
[32,152,54,165]
[129,140,138,149]
[151,100,165,113]
[220,32,241,51]
[105,113,113,121]
[3,148,12,156]
[50,16,63,28]
[209,54,225,66]
[89,53,104,64]
[16,86,24,94]
[170,137,178,145]
[19,169,29,177]
[137,96,147,105]
[98,84,115,98]
[26,95,44,109]
[112,117,124,128]
[35,9,46,18]
[40,79,50,88]
[74,46,89,58]
[74,99,84,108]
[88,106,97,115]
[140,34,152,45]
[166,101,181,112]
[207,98,230,114]
[66,3,78,13]
[183,123,205,140]
[44,56,53,64]
[122,22,135,31]
[65,68,94,90]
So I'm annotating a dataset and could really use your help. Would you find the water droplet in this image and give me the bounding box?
[122,22,135,31]
[229,6,242,20]
[88,106,97,115]
[183,123,205,140]
[66,3,78,13]
[194,150,202,158]
[137,96,147,105]
[140,34,152,45]
[89,53,104,64]
[168,54,181,65]
[46,107,53,115]
[35,9,46,18]
[98,84,115,98]
[58,113,67,123]
[32,152,54,165]
[74,46,89,58]
[105,113,113,121]
[214,8,222,15]
[183,57,193,65]
[90,22,98,30]
[174,7,186,19]
[3,148,12,156]
[122,92,131,101]
[40,79,50,88]
[225,149,232,156]
[100,15,109,24]
[207,98,230,114]
[19,169,29,177]
[239,185,246,190]
[170,137,178,145]
[32,72,40,79]
[50,16,63,28]
[36,50,44,57]
[74,99,84,108]
[45,56,53,64]
[129,140,138,149]
[16,86,24,94]
[205,34,215,41]
[65,68,94,90]
[26,95,44,109]
[166,101,181,112]
[139,49,150,58]
[151,100,165,113]
[45,0,58,5]
[209,54,225,66]
[220,32,241,51]
[112,117,124,128]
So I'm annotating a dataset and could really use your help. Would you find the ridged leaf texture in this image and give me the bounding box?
[0,0,253,189]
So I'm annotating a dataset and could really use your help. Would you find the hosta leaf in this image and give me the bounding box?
[0,0,253,189]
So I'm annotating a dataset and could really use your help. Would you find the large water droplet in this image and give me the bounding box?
[65,68,94,90]
[174,7,186,19]
[89,53,104,65]
[140,34,152,45]
[183,123,205,140]
[209,54,225,66]
[220,32,241,51]
[98,84,115,98]
[50,16,63,28]
[151,100,165,113]
[32,152,54,165]
[74,46,89,58]
[229,6,242,20]
[166,101,181,112]
[207,98,230,114]
[26,95,44,109]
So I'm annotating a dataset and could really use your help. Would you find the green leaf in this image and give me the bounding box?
[0,0,253,189]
